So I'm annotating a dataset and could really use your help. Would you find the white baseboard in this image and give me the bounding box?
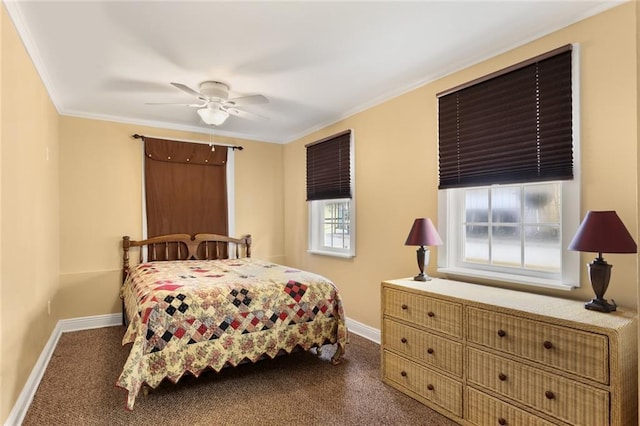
[5,313,121,426]
[58,312,122,333]
[345,317,381,344]
[5,313,378,425]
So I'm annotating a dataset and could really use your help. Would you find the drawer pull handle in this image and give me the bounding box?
[427,348,434,354]
[427,311,435,317]
[401,304,408,310]
[545,390,555,400]
[498,373,507,381]
[400,371,407,377]
[427,384,434,391]
[401,337,407,344]
[543,341,553,349]
[497,329,506,337]
[498,418,507,426]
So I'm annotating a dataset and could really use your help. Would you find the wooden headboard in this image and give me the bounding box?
[122,233,252,284]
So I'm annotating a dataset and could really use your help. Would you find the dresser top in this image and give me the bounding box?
[383,278,637,330]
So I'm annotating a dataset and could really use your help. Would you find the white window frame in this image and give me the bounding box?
[308,198,355,258]
[437,180,580,290]
[307,133,355,258]
[437,45,581,291]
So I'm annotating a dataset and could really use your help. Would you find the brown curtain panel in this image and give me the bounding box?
[144,137,228,257]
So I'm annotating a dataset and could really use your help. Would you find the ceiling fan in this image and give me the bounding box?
[147,81,269,126]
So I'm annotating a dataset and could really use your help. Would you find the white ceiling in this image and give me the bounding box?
[5,1,622,143]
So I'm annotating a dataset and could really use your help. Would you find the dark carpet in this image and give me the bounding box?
[23,327,458,425]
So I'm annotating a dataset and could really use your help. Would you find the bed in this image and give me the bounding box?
[116,233,348,410]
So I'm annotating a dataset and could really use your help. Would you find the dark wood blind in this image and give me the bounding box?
[438,45,573,189]
[306,130,352,200]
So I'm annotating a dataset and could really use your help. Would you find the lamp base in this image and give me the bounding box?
[413,273,431,282]
[412,246,432,282]
[585,298,617,313]
[585,258,615,313]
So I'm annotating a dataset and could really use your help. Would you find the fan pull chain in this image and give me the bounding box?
[209,126,215,151]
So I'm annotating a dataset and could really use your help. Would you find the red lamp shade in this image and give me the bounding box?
[568,211,637,254]
[568,210,636,313]
[405,218,443,247]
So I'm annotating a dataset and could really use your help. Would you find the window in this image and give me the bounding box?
[437,45,580,289]
[306,130,355,257]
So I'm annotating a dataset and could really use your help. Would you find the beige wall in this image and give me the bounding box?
[1,6,284,419]
[2,1,639,423]
[0,7,4,420]
[284,3,639,329]
[636,0,640,414]
[0,5,60,421]
[58,117,284,319]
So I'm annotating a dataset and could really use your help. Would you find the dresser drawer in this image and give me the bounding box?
[467,347,609,426]
[383,288,462,338]
[383,318,463,377]
[466,307,609,384]
[466,386,557,426]
[383,350,462,416]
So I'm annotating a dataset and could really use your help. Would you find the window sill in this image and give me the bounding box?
[307,249,355,259]
[437,266,577,291]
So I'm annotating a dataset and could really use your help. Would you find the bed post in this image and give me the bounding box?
[122,236,132,326]
[123,236,131,283]
[245,234,252,258]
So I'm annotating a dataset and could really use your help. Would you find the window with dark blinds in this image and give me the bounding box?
[306,130,352,200]
[438,45,573,189]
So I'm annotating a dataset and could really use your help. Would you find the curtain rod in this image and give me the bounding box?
[131,134,244,151]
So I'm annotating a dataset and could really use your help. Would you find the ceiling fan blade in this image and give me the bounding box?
[227,107,269,120]
[145,102,207,107]
[170,82,206,100]
[227,94,269,107]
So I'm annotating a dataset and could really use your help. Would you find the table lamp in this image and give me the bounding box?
[405,218,443,281]
[568,210,637,312]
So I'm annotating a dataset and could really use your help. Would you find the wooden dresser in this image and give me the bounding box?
[381,278,638,426]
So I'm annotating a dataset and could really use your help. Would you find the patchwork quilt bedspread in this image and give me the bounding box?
[117,258,348,410]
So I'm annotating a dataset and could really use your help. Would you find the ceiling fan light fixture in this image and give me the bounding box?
[199,81,230,100]
[197,107,230,126]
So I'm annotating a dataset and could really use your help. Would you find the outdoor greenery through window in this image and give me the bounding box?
[308,199,353,256]
[323,200,351,250]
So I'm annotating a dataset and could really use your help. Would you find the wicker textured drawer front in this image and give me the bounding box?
[383,288,462,338]
[383,318,463,377]
[467,307,609,384]
[383,350,462,416]
[466,387,556,426]
[467,347,609,426]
